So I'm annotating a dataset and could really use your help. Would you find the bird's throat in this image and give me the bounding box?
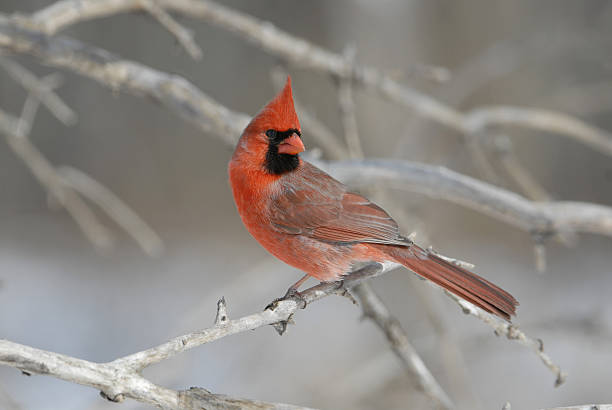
[265,145,300,174]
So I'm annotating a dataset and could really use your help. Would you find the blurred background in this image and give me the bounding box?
[1,1,612,409]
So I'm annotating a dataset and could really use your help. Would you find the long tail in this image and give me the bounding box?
[377,243,518,320]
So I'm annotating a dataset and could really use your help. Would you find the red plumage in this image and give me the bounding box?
[228,77,518,320]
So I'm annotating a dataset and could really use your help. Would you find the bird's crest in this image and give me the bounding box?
[245,76,301,134]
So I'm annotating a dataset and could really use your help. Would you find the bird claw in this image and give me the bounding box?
[264,288,307,336]
[270,314,295,336]
[264,288,307,311]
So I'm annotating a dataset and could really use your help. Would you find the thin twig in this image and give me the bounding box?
[337,44,363,159]
[0,16,248,144]
[56,166,164,256]
[451,293,567,387]
[464,106,612,157]
[0,106,114,251]
[0,56,77,125]
[353,283,454,410]
[492,135,551,202]
[139,0,202,60]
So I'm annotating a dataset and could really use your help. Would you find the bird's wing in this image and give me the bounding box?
[270,162,408,245]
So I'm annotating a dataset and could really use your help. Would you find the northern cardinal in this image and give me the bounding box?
[229,77,518,320]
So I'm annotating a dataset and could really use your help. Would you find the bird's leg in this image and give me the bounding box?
[265,274,309,312]
[283,274,310,299]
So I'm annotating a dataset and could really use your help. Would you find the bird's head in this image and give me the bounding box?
[236,76,305,175]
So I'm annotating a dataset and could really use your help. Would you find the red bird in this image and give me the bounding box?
[229,77,518,320]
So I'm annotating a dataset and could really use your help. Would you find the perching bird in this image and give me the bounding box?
[228,77,518,320]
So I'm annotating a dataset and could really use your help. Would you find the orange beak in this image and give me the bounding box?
[277,133,305,155]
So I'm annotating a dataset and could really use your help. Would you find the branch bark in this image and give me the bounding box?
[353,283,454,409]
[323,159,612,238]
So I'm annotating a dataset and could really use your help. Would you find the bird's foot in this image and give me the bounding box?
[264,287,308,336]
[264,287,307,311]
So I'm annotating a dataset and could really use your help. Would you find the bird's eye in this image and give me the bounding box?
[265,129,276,139]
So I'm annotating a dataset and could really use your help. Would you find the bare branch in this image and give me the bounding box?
[464,106,612,157]
[113,263,393,371]
[57,166,164,256]
[451,294,567,387]
[337,44,363,159]
[492,135,551,202]
[0,107,114,252]
[0,340,313,410]
[353,283,453,410]
[139,0,202,60]
[323,159,612,238]
[0,56,77,125]
[0,16,248,144]
[28,0,447,83]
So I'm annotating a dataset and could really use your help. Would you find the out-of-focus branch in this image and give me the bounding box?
[464,106,612,157]
[0,16,249,144]
[26,0,449,83]
[492,135,551,203]
[23,0,460,127]
[0,69,163,255]
[57,166,164,256]
[451,294,567,387]
[3,14,612,160]
[139,0,202,60]
[0,102,114,251]
[337,44,363,159]
[0,56,77,125]
[353,284,453,410]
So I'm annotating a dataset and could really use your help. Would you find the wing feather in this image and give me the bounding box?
[270,162,407,245]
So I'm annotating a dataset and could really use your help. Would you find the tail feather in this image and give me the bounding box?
[379,244,518,320]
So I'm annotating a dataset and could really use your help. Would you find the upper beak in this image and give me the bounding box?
[277,133,305,155]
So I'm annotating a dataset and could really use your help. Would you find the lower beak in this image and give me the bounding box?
[277,133,305,155]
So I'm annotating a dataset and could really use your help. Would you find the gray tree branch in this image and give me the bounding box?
[18,0,612,157]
